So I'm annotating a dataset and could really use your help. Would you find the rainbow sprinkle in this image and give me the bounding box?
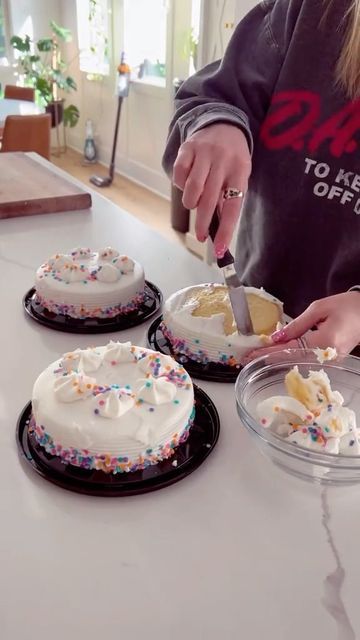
[35,291,146,319]
[29,407,195,474]
[161,322,240,367]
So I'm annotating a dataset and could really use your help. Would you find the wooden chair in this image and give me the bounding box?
[4,85,35,102]
[1,114,51,160]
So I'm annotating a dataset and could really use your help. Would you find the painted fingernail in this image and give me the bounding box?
[271,329,287,343]
[215,244,227,258]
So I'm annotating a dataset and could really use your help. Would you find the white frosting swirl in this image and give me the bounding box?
[103,341,135,364]
[137,353,176,377]
[54,372,96,403]
[61,348,103,373]
[99,247,120,261]
[313,347,338,364]
[137,376,177,405]
[70,247,93,260]
[96,263,120,283]
[59,263,88,283]
[113,255,135,273]
[339,431,360,455]
[315,405,357,438]
[95,388,135,418]
[47,254,71,271]
[256,396,314,429]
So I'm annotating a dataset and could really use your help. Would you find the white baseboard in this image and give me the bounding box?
[67,133,170,200]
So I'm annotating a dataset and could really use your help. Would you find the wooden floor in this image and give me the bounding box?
[51,148,185,247]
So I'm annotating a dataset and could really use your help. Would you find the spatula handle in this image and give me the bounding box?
[209,207,235,268]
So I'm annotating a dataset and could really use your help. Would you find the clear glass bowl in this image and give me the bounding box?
[235,349,360,484]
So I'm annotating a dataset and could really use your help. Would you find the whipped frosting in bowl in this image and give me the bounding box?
[235,348,360,483]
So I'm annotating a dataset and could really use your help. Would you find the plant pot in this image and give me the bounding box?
[45,100,64,127]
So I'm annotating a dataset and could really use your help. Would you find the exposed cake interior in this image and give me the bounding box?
[162,284,284,366]
[190,285,281,336]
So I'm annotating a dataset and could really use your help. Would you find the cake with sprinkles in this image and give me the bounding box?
[30,342,195,474]
[34,246,146,319]
[162,284,283,366]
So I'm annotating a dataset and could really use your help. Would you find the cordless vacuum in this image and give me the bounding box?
[90,52,130,188]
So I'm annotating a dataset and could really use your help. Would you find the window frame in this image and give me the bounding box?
[0,0,13,65]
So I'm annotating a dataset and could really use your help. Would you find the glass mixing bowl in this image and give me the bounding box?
[235,349,360,484]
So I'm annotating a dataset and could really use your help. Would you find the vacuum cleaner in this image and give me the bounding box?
[90,52,130,188]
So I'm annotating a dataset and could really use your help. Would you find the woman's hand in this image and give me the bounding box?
[243,292,360,362]
[172,123,251,257]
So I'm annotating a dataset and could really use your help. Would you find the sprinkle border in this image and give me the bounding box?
[35,291,146,319]
[161,322,239,367]
[29,406,195,474]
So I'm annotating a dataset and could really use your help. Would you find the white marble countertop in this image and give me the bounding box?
[1,155,359,640]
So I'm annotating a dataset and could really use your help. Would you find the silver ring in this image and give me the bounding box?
[223,187,244,200]
[297,335,309,351]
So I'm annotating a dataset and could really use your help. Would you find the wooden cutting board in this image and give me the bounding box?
[0,152,92,218]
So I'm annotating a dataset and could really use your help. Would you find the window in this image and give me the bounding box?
[76,0,110,76]
[123,0,167,86]
[0,0,9,64]
[188,0,201,77]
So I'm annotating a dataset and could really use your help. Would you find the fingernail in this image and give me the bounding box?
[199,233,208,242]
[215,244,227,258]
[271,329,287,343]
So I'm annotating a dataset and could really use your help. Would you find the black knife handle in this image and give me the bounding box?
[209,207,235,268]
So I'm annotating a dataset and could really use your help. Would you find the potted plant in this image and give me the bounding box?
[10,20,80,129]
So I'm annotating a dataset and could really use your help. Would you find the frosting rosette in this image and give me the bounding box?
[113,255,135,273]
[103,341,136,364]
[99,247,120,261]
[61,348,103,373]
[54,372,97,403]
[137,376,177,405]
[96,263,120,283]
[95,388,135,418]
[70,247,93,260]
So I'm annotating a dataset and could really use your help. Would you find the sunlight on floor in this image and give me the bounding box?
[51,148,185,248]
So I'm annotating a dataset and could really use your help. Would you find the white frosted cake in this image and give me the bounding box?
[30,342,194,474]
[34,247,146,319]
[162,284,283,366]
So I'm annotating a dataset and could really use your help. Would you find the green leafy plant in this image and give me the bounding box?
[10,20,80,127]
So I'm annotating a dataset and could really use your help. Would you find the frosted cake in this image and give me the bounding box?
[34,247,146,319]
[162,284,283,366]
[30,342,195,474]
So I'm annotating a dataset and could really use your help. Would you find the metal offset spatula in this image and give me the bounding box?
[209,207,254,336]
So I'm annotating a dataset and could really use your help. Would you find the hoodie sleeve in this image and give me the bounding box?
[162,0,303,176]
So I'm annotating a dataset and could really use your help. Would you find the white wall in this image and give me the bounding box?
[200,0,260,66]
[9,0,61,41]
[234,0,260,22]
[0,0,61,89]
